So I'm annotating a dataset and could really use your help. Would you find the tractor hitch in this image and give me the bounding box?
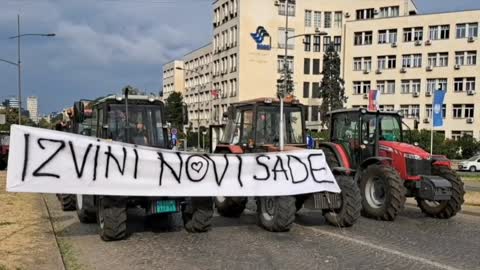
[416,176,452,201]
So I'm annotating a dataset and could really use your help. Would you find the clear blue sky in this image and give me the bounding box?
[0,0,479,114]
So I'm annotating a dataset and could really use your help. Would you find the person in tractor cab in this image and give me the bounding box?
[132,121,148,145]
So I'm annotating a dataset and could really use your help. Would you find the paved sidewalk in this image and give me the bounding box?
[0,171,64,270]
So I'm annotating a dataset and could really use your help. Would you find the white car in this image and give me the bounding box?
[458,156,480,172]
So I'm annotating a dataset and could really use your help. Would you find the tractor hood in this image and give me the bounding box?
[380,141,431,160]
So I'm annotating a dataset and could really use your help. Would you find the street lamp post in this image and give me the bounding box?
[4,14,55,125]
[278,1,327,151]
[176,66,203,151]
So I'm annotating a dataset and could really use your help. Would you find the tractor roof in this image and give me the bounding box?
[93,94,163,106]
[232,97,302,107]
[328,108,402,117]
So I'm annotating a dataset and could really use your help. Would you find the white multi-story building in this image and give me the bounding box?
[163,0,480,139]
[27,96,39,124]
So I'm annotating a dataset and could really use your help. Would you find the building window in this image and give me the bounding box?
[313,11,321,28]
[304,106,310,122]
[454,78,464,92]
[427,78,448,92]
[323,36,332,51]
[304,35,311,51]
[465,104,475,118]
[334,36,342,52]
[364,57,372,71]
[356,8,374,20]
[305,10,312,27]
[354,57,362,71]
[379,6,399,18]
[312,82,320,98]
[466,77,476,91]
[334,12,342,28]
[386,80,395,94]
[304,58,311,74]
[380,105,395,112]
[412,79,421,93]
[429,25,450,40]
[278,28,295,49]
[401,80,411,94]
[377,81,385,94]
[404,27,423,42]
[303,82,310,98]
[354,31,373,46]
[353,81,371,95]
[453,105,463,118]
[378,29,397,44]
[400,105,420,119]
[378,55,396,70]
[403,54,422,68]
[278,0,295,16]
[324,12,332,28]
[311,106,319,121]
[313,35,321,52]
[277,55,294,73]
[313,59,321,74]
[457,23,478,38]
[428,52,448,67]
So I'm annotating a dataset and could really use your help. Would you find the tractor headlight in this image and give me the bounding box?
[404,153,422,160]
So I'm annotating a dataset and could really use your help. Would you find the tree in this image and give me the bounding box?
[0,108,35,132]
[319,44,346,128]
[457,135,479,158]
[38,118,52,129]
[165,92,185,131]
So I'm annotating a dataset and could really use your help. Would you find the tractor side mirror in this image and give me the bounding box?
[182,104,189,125]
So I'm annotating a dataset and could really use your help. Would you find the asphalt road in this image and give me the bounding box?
[45,195,480,270]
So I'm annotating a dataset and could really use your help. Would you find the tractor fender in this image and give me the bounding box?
[359,157,392,170]
[317,142,351,169]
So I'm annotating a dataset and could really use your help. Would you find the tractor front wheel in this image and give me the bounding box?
[416,166,465,219]
[323,175,361,227]
[257,196,295,232]
[214,197,247,217]
[58,194,76,211]
[97,196,127,241]
[182,197,213,233]
[359,164,406,221]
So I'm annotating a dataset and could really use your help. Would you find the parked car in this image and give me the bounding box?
[458,156,480,172]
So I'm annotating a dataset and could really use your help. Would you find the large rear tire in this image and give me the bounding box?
[76,194,96,223]
[58,194,76,211]
[257,196,295,232]
[97,196,127,241]
[182,197,213,233]
[214,197,247,217]
[416,166,465,219]
[359,164,406,221]
[323,175,361,227]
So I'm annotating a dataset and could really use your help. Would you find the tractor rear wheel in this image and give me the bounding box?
[182,197,213,233]
[97,196,127,241]
[214,197,247,217]
[58,194,76,211]
[416,166,465,219]
[323,175,361,227]
[359,164,406,221]
[257,196,295,232]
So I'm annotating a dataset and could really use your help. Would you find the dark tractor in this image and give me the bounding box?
[64,94,212,241]
[320,108,465,221]
[0,132,9,170]
[211,98,361,231]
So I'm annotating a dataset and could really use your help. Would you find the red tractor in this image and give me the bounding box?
[211,98,361,231]
[318,108,465,220]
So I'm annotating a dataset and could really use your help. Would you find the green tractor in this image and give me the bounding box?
[60,94,212,240]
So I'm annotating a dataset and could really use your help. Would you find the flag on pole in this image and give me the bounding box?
[368,89,380,111]
[212,89,219,99]
[433,90,446,128]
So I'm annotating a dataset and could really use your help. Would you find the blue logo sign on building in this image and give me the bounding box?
[250,26,271,51]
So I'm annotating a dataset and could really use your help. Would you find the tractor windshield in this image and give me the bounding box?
[379,115,402,142]
[221,105,305,145]
[256,106,304,145]
[106,104,166,147]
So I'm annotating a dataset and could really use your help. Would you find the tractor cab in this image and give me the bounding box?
[215,98,306,153]
[329,108,404,169]
[73,95,168,148]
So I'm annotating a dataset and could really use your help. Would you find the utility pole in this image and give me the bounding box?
[17,14,22,124]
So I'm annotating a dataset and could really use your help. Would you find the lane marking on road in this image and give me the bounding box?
[300,225,462,270]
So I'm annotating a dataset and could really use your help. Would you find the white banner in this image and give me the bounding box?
[6,125,340,196]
